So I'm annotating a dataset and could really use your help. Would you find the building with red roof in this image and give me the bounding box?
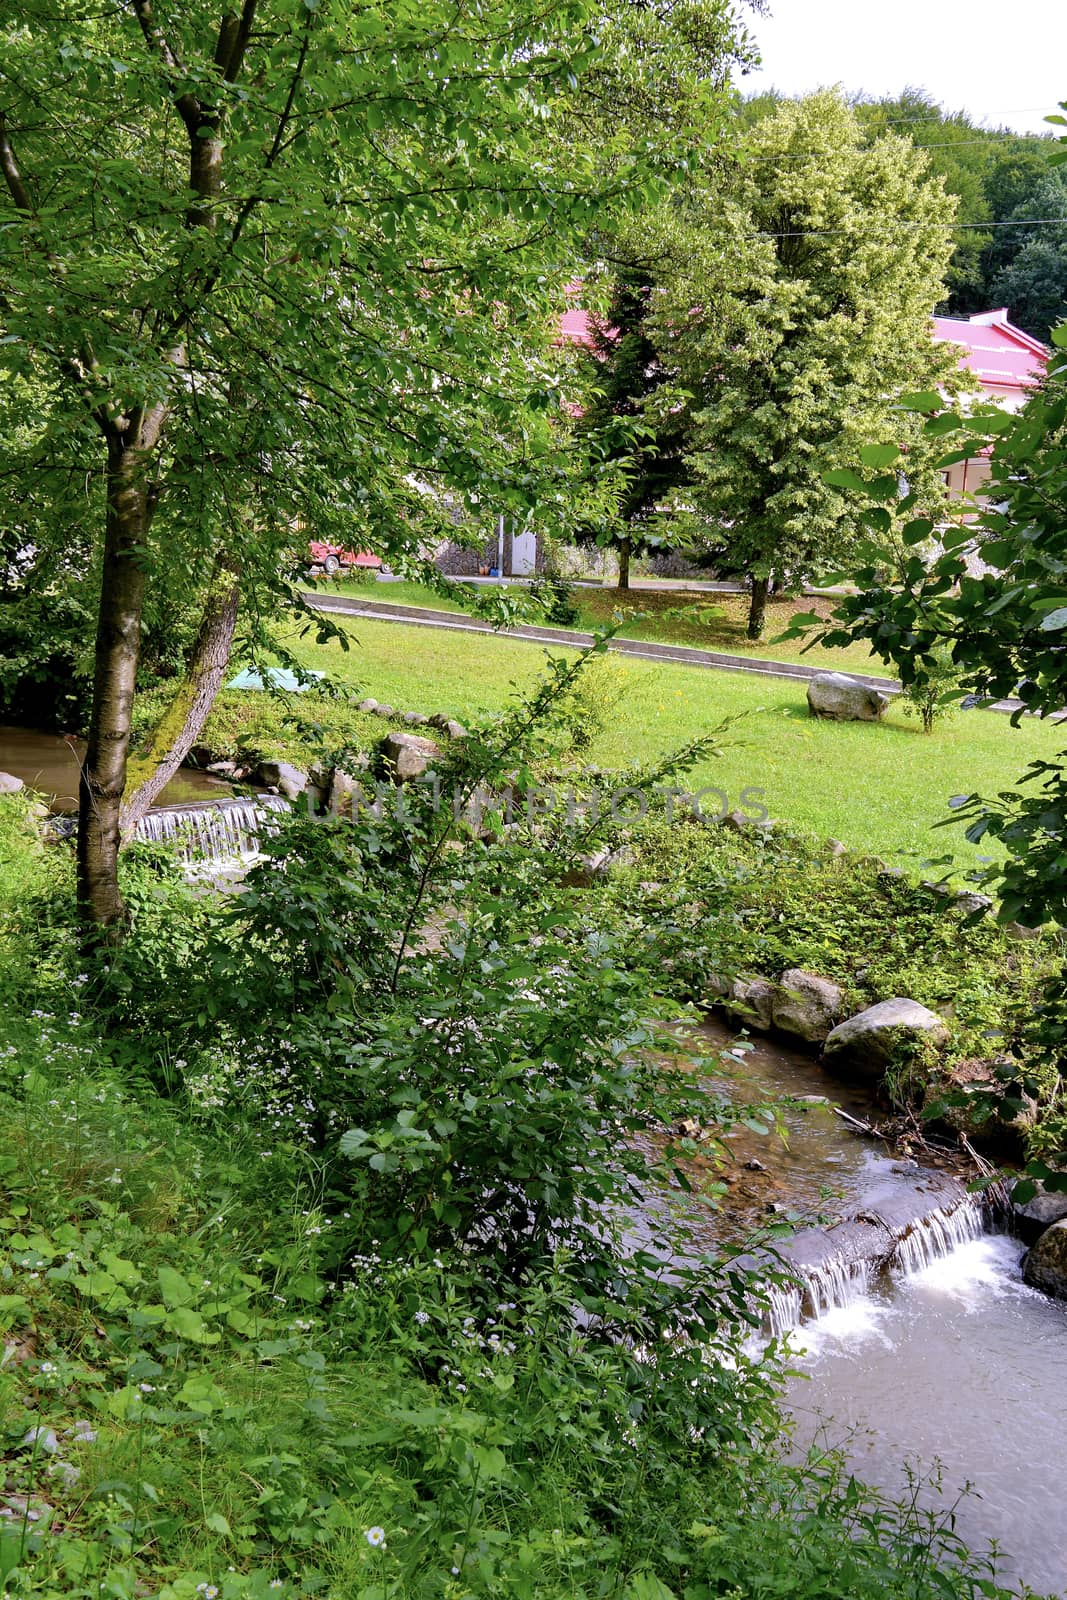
[932,308,1048,409]
[931,309,1049,504]
[557,297,1049,510]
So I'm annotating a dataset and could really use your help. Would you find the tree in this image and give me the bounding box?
[751,88,1064,330]
[651,93,962,638]
[791,322,1067,1176]
[0,0,745,938]
[572,267,695,589]
[990,170,1067,341]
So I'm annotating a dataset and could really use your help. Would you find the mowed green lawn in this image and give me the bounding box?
[317,576,882,673]
[287,615,1065,868]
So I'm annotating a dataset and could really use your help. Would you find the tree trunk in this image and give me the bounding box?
[77,444,151,938]
[618,534,631,591]
[121,554,242,828]
[747,575,770,641]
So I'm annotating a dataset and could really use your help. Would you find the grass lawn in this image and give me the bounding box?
[313,576,883,674]
[282,614,1067,871]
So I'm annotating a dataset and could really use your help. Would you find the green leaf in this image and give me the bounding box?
[157,1265,196,1308]
[858,443,900,469]
[823,468,870,494]
[1039,608,1067,632]
[167,1306,218,1344]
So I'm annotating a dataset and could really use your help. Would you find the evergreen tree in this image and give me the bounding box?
[573,268,694,589]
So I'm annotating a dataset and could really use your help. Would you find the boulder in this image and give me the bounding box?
[562,845,633,887]
[724,976,776,1033]
[826,839,847,858]
[1023,1219,1067,1299]
[0,772,24,795]
[822,997,949,1081]
[357,698,379,714]
[444,719,468,741]
[380,731,440,783]
[1013,1185,1067,1246]
[721,808,773,833]
[934,1056,1037,1157]
[255,759,307,801]
[374,704,395,718]
[403,711,428,726]
[807,672,890,723]
[951,891,993,917]
[327,764,368,816]
[771,970,844,1044]
[1005,920,1044,942]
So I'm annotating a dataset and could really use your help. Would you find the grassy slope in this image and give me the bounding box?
[315,578,882,673]
[279,615,1066,869]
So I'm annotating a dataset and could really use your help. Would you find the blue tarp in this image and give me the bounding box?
[226,667,325,693]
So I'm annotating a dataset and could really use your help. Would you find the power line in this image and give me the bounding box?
[747,133,1061,162]
[861,103,1062,128]
[744,216,1067,241]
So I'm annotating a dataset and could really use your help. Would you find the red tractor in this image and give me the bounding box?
[308,540,388,577]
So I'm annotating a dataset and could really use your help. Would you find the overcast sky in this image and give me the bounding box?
[737,0,1066,134]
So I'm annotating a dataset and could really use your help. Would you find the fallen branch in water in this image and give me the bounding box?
[833,1106,889,1141]
[958,1132,997,1178]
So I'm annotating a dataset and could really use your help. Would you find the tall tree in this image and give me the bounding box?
[652,92,962,638]
[0,0,744,937]
[572,268,695,589]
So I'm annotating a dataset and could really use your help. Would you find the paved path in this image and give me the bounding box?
[303,590,903,693]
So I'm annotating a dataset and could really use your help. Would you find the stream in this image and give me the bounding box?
[0,724,234,812]
[685,1020,1067,1598]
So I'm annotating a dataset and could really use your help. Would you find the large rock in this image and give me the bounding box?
[771,970,844,1044]
[935,1056,1037,1157]
[1013,1185,1067,1246]
[0,772,24,795]
[724,976,776,1033]
[1023,1219,1067,1299]
[255,759,307,800]
[380,731,440,783]
[327,761,369,816]
[807,672,890,723]
[950,891,993,917]
[822,997,949,1081]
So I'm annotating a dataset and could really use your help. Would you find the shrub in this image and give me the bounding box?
[900,646,962,734]
[529,572,580,627]
[552,653,630,752]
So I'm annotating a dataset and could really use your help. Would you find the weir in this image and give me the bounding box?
[761,1180,998,1336]
[132,794,291,866]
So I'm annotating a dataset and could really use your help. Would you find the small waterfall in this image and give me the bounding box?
[890,1193,986,1275]
[759,1183,1002,1338]
[132,795,290,869]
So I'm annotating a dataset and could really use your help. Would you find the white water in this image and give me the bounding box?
[760,1180,991,1338]
[782,1232,1067,1595]
[133,795,290,872]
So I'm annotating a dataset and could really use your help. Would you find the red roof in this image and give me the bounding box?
[557,304,595,344]
[931,308,1048,395]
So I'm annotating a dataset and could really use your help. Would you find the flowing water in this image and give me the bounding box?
[682,1020,1067,1596]
[132,795,291,873]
